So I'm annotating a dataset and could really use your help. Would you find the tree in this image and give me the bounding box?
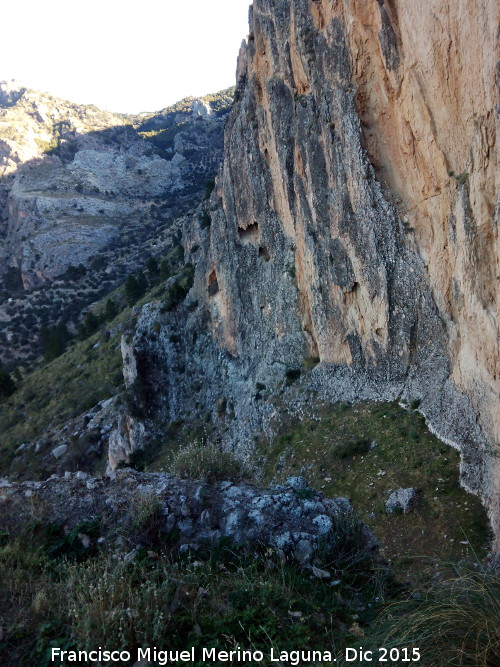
[40,322,70,361]
[104,298,118,321]
[125,272,147,305]
[159,259,170,282]
[83,311,99,336]
[146,256,159,278]
[0,370,15,399]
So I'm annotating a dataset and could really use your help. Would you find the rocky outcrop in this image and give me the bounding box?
[0,471,377,566]
[3,3,497,551]
[117,1,498,547]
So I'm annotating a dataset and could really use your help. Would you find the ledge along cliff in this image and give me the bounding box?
[115,0,499,548]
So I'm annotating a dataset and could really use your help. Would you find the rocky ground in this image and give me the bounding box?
[0,471,378,568]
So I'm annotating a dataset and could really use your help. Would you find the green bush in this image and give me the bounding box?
[285,368,301,385]
[303,356,320,371]
[332,438,371,459]
[82,311,99,337]
[204,179,215,200]
[199,210,211,229]
[161,264,194,312]
[146,256,159,277]
[104,298,118,321]
[125,272,147,305]
[40,322,71,361]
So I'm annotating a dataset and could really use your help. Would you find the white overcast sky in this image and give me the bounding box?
[2,0,251,113]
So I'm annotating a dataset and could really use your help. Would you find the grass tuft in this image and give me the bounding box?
[171,442,249,483]
[366,566,500,666]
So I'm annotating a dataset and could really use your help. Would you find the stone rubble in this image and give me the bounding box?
[0,471,378,567]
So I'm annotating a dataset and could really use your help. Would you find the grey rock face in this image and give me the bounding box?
[385,488,418,514]
[107,414,146,473]
[285,476,309,491]
[0,471,378,566]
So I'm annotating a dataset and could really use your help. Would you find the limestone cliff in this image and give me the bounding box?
[120,1,498,547]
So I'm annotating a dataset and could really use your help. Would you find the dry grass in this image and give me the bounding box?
[0,520,383,666]
[366,566,500,666]
[171,441,250,483]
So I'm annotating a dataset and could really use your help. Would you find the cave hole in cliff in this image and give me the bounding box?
[345,281,359,294]
[208,270,219,296]
[255,78,264,105]
[238,222,260,245]
[259,246,270,261]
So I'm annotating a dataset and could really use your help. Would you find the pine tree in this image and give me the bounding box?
[0,370,15,398]
[105,298,118,320]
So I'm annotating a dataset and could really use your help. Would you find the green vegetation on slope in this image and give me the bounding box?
[0,241,193,477]
[1,494,497,667]
[0,328,123,471]
[257,401,491,581]
[0,510,383,667]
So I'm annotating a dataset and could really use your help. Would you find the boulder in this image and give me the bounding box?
[385,487,418,514]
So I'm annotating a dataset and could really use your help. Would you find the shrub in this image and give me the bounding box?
[285,368,301,385]
[125,271,147,304]
[82,311,99,337]
[204,179,215,200]
[303,356,320,371]
[332,438,371,459]
[160,264,194,312]
[63,264,86,281]
[199,210,211,229]
[40,322,71,361]
[146,256,159,277]
[104,298,118,321]
[171,442,248,483]
[64,557,178,653]
[129,492,164,545]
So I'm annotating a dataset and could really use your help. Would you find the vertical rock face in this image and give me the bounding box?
[342,0,499,485]
[122,1,498,546]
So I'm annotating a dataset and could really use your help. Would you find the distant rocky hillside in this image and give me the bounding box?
[0,82,233,367]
